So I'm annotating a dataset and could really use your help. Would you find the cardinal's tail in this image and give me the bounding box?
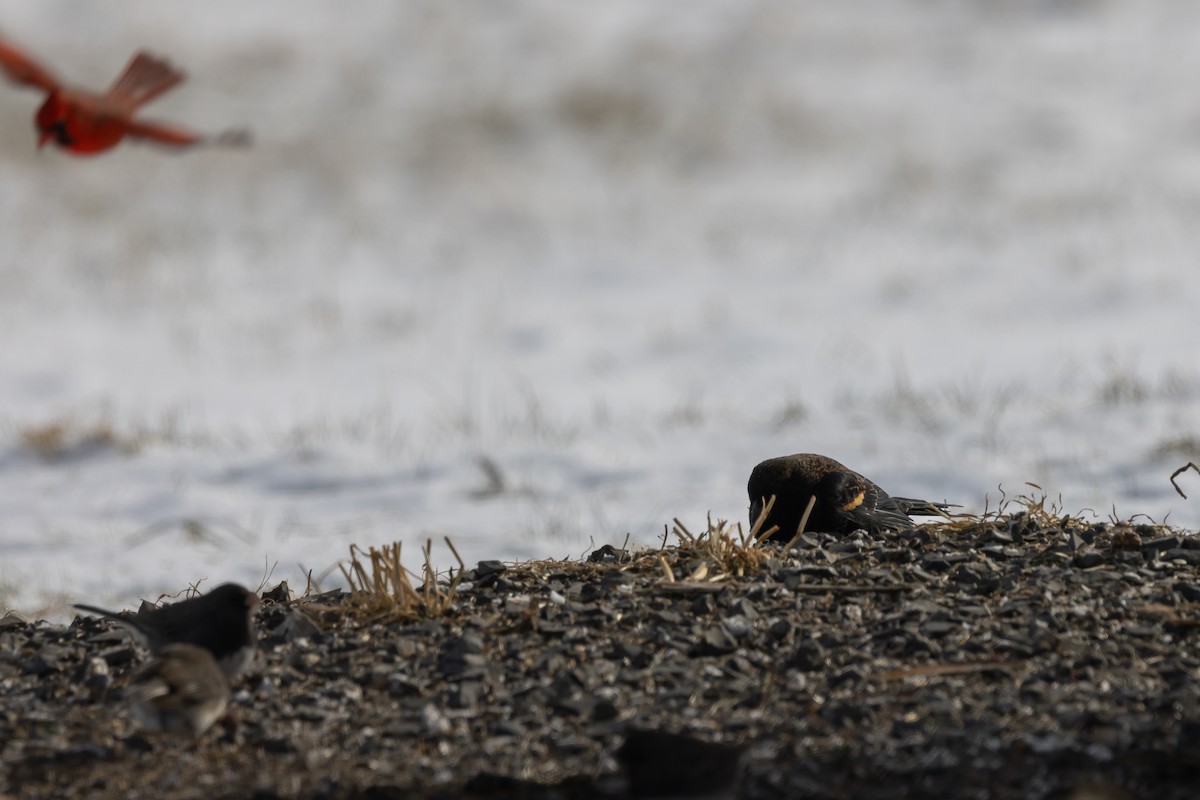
[124,119,251,150]
[106,51,184,109]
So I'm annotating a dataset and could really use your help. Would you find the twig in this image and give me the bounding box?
[750,495,779,544]
[875,660,1020,682]
[1170,462,1199,499]
[782,494,817,552]
[787,582,913,594]
[673,518,696,545]
[1137,602,1200,628]
[657,553,675,583]
[655,581,723,594]
[656,581,913,595]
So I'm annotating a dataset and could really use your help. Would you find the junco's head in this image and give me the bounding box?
[127,643,230,737]
[75,582,259,680]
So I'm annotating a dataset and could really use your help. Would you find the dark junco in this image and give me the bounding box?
[748,453,951,542]
[616,728,746,799]
[126,643,229,736]
[74,582,259,679]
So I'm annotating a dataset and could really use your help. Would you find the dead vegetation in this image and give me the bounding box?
[306,482,1189,637]
[18,419,129,460]
[338,538,466,624]
[8,496,1200,799]
[1171,462,1199,500]
[946,482,1096,538]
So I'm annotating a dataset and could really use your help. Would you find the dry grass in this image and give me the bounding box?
[469,501,792,592]
[19,420,130,460]
[944,482,1184,544]
[327,480,1182,628]
[1171,462,1199,500]
[666,501,785,581]
[338,538,466,624]
[972,483,1079,529]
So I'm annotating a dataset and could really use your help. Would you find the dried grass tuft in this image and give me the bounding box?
[669,511,773,580]
[965,483,1092,533]
[339,538,466,623]
[20,419,129,460]
[1170,462,1199,500]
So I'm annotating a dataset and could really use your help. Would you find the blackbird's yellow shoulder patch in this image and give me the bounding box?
[840,490,866,512]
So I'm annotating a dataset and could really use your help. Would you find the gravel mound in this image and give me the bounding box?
[3,511,1200,799]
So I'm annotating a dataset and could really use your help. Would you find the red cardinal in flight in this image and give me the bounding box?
[0,35,247,155]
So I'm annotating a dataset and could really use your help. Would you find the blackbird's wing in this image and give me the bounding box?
[105,51,183,109]
[0,37,59,92]
[865,491,921,531]
[827,470,914,533]
[893,497,956,518]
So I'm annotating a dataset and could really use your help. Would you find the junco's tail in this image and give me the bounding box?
[72,603,154,647]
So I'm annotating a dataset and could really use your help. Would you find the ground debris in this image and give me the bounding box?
[3,514,1200,798]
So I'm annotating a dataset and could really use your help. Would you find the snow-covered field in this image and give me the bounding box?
[2,1,1198,618]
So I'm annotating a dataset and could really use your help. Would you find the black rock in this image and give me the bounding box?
[788,639,826,672]
[475,560,508,579]
[438,635,487,680]
[1173,582,1200,603]
[690,626,737,657]
[260,581,293,604]
[616,729,745,799]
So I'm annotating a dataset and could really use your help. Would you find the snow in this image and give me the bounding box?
[1,0,1198,618]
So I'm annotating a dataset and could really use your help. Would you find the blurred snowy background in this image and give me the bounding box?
[2,0,1199,617]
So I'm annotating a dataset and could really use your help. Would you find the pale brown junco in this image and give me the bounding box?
[74,582,259,680]
[126,643,230,737]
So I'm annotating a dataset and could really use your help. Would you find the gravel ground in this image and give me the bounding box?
[3,507,1200,799]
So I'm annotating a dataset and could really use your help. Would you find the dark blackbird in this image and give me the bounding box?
[74,582,258,679]
[748,453,949,541]
[127,643,229,736]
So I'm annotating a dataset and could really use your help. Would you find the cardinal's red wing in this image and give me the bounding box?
[0,37,60,92]
[106,51,184,109]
